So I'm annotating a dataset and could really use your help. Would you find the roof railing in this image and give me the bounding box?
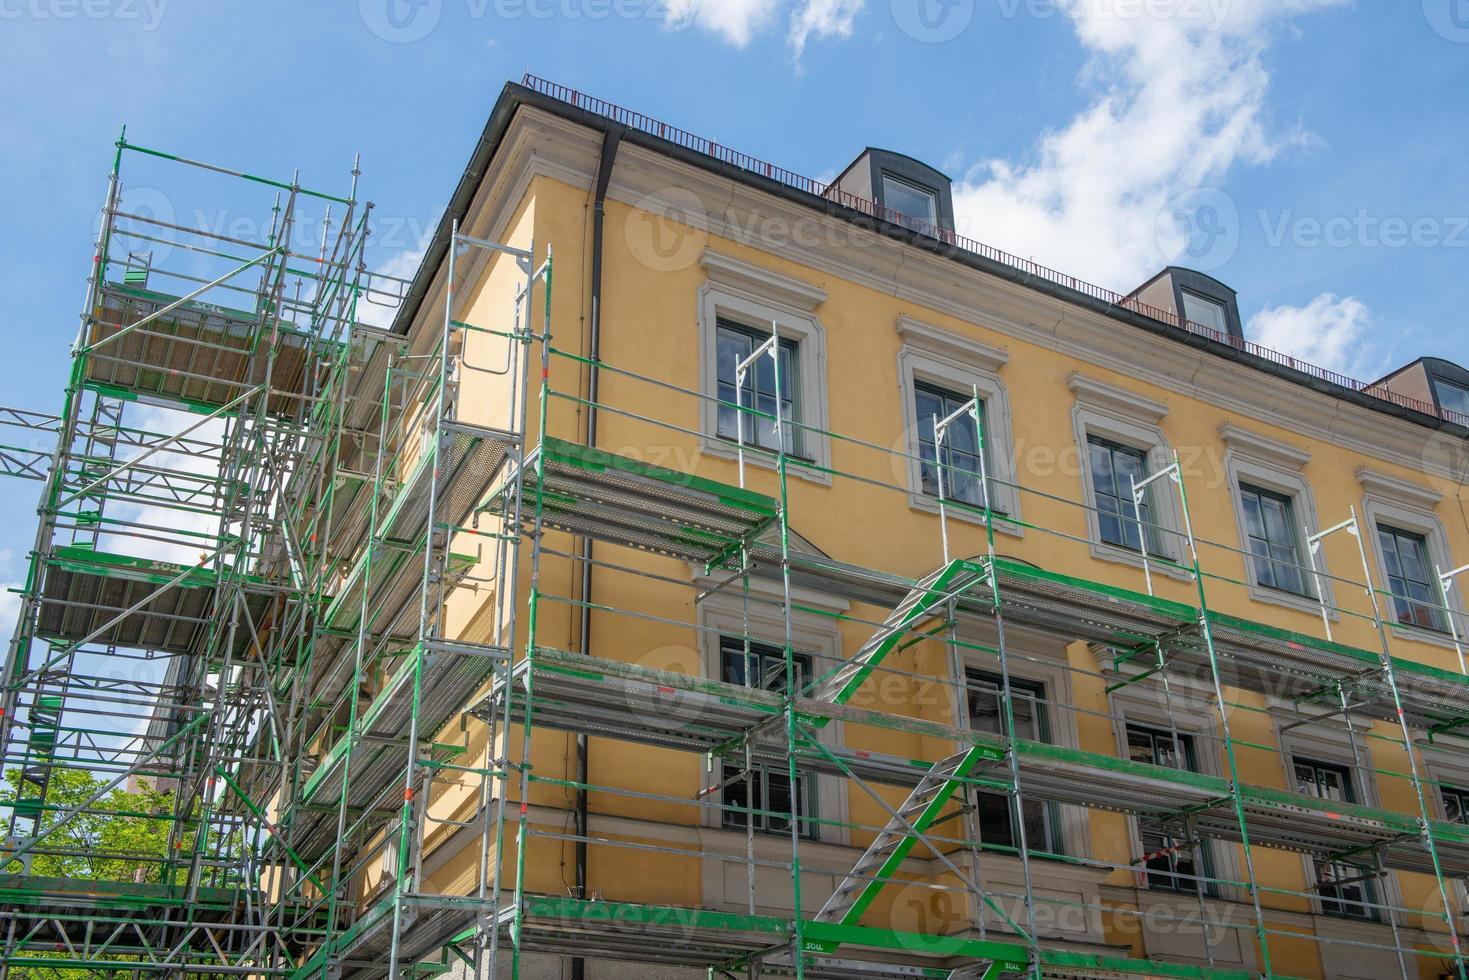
[521,74,1469,432]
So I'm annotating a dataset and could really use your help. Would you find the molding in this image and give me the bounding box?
[1067,373,1169,424]
[1219,423,1311,470]
[700,249,827,312]
[895,315,1009,373]
[471,107,1469,481]
[1356,466,1443,509]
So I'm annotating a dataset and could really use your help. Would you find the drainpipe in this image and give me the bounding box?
[572,124,621,980]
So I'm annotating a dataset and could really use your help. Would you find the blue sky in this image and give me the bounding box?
[0,0,1466,626]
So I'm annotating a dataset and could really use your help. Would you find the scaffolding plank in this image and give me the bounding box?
[86,283,320,419]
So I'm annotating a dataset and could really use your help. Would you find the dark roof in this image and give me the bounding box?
[389,80,1467,441]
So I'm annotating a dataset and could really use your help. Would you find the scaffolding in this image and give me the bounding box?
[3,109,1469,980]
[0,137,547,978]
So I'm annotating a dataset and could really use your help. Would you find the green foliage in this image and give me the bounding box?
[4,767,176,881]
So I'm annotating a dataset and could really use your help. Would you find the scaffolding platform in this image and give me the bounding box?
[296,638,508,854]
[498,896,1265,980]
[34,546,272,659]
[515,436,780,564]
[84,284,320,419]
[485,647,1469,879]
[295,892,487,980]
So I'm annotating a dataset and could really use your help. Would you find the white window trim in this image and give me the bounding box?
[1356,467,1463,650]
[1274,720,1403,922]
[1422,737,1469,919]
[1068,373,1188,578]
[1220,425,1333,620]
[895,316,1020,534]
[697,250,831,485]
[1108,677,1243,904]
[697,575,847,846]
[956,620,1091,862]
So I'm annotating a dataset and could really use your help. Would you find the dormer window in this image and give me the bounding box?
[881,174,937,228]
[1434,378,1469,417]
[1181,290,1229,335]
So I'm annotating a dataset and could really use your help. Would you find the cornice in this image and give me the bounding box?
[1219,423,1312,470]
[1356,466,1444,509]
[480,108,1469,481]
[896,316,1009,373]
[700,249,827,311]
[1067,373,1170,424]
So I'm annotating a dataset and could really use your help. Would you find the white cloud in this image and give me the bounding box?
[790,0,864,56]
[666,0,780,47]
[951,0,1346,290]
[1246,293,1384,379]
[666,0,861,52]
[0,584,20,647]
[357,234,433,330]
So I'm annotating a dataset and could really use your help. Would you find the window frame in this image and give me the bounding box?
[1069,374,1185,575]
[914,380,990,511]
[1237,482,1315,599]
[697,251,831,483]
[1125,723,1218,896]
[896,317,1019,530]
[1434,378,1469,418]
[1220,429,1331,619]
[714,317,803,459]
[965,668,1064,859]
[1358,468,1462,650]
[1180,289,1230,336]
[1087,435,1154,554]
[719,637,818,839]
[1376,523,1448,633]
[880,172,939,228]
[1290,756,1382,921]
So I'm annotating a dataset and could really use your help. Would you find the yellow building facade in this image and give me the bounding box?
[372,80,1469,980]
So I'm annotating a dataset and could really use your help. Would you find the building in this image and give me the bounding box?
[2,76,1468,980]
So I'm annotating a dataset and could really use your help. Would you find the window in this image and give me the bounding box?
[1444,784,1469,826]
[1087,436,1151,552]
[1435,379,1469,418]
[1377,525,1446,632]
[1127,725,1213,895]
[1181,291,1229,335]
[720,637,815,837]
[1239,484,1312,597]
[915,382,987,509]
[882,174,937,227]
[968,670,1061,856]
[1294,758,1379,920]
[715,319,800,457]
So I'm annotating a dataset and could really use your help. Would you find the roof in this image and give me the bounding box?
[389,76,1468,441]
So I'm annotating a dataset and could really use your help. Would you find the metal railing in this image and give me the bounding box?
[521,73,1469,432]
